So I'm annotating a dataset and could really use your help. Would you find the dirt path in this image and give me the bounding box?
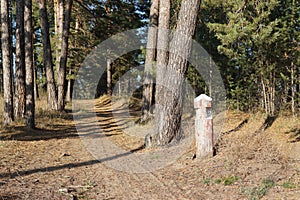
[0,97,299,199]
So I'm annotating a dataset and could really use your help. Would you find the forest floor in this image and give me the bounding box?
[0,95,299,200]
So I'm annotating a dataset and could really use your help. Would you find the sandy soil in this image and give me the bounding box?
[0,97,299,199]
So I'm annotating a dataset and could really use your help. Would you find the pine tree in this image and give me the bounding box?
[153,0,201,146]
[207,0,281,114]
[25,0,35,128]
[57,0,73,111]
[1,0,14,125]
[141,0,159,122]
[15,0,26,118]
[38,0,58,110]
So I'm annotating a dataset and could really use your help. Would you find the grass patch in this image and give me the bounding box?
[241,186,269,200]
[262,178,275,188]
[282,181,296,189]
[214,179,222,184]
[202,178,211,185]
[211,176,239,186]
[223,175,239,186]
[241,178,276,200]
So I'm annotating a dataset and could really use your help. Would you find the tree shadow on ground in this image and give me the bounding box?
[0,144,144,179]
[222,118,249,135]
[0,125,78,141]
[0,194,20,200]
[256,115,278,133]
[285,128,300,143]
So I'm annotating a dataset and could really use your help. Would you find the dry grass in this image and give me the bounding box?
[0,93,298,167]
[0,95,74,134]
[0,95,299,199]
[219,112,288,165]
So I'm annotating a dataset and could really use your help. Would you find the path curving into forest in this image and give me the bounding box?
[0,98,299,199]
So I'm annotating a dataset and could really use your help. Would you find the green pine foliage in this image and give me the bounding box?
[1,0,298,115]
[202,0,299,114]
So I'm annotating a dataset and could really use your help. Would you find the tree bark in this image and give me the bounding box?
[291,61,295,116]
[105,0,112,96]
[15,0,26,118]
[33,31,39,100]
[1,0,14,125]
[141,0,159,122]
[0,68,3,94]
[33,60,39,100]
[156,0,170,67]
[106,58,112,96]
[261,78,268,114]
[25,0,35,128]
[153,0,201,146]
[66,68,72,102]
[38,0,58,110]
[155,0,170,134]
[57,0,73,110]
[54,0,64,75]
[297,66,300,113]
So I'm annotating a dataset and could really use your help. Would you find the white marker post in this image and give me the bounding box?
[194,94,213,158]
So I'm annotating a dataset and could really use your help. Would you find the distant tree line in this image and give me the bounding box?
[0,0,149,127]
[0,0,299,133]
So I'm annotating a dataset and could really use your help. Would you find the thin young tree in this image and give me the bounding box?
[153,0,201,146]
[141,0,159,122]
[106,0,112,96]
[1,0,14,125]
[57,0,73,110]
[106,58,112,96]
[38,0,58,110]
[15,0,26,118]
[32,31,39,100]
[24,0,35,128]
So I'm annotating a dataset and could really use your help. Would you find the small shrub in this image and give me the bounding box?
[202,178,211,185]
[213,176,239,186]
[282,181,296,189]
[223,176,239,186]
[262,178,275,189]
[241,186,268,200]
[214,179,222,184]
[241,178,276,200]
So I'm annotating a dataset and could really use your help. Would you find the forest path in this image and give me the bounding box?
[0,97,195,199]
[72,96,189,199]
[0,97,299,199]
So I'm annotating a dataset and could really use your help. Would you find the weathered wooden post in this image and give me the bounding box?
[194,94,213,158]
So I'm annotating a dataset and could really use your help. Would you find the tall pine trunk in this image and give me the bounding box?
[54,0,64,75]
[105,0,112,96]
[1,0,14,125]
[33,31,39,100]
[141,0,159,122]
[25,0,35,128]
[38,0,58,110]
[15,0,26,118]
[155,0,170,133]
[153,0,201,146]
[57,0,73,110]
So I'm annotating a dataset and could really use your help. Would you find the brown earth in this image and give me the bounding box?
[0,96,299,199]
